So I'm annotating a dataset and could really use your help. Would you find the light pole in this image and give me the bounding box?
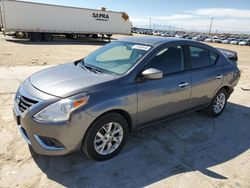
[208,17,214,35]
[149,18,152,30]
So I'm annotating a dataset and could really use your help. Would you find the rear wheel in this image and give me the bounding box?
[42,33,53,41]
[82,113,128,161]
[29,32,42,41]
[65,34,78,39]
[205,88,228,117]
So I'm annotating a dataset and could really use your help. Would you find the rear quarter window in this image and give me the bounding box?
[189,46,210,69]
[210,51,219,64]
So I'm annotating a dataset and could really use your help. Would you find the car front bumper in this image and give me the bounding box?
[13,81,95,156]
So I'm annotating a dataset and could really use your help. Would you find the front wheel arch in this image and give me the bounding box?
[81,109,134,151]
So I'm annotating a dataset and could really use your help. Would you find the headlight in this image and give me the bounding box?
[34,93,90,122]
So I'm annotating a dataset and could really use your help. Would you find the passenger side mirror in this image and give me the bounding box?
[141,68,163,80]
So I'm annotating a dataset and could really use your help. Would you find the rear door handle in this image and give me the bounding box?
[178,82,189,88]
[216,75,223,79]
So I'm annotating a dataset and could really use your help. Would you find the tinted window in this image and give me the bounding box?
[144,46,184,74]
[190,46,210,69]
[210,51,219,64]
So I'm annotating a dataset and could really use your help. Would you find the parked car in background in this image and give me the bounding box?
[13,37,240,160]
[239,41,250,46]
[230,40,239,45]
[191,37,198,41]
[175,34,182,38]
[213,39,222,43]
[222,39,230,44]
[205,38,213,42]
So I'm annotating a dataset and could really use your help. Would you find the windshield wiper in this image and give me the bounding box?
[82,64,103,74]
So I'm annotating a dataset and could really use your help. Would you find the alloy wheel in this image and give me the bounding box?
[94,122,123,155]
[213,93,226,114]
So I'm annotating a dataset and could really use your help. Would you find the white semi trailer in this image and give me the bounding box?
[0,0,132,41]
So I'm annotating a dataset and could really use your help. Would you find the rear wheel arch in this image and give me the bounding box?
[221,86,233,98]
[211,85,231,100]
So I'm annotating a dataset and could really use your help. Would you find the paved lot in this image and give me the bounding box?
[0,34,250,188]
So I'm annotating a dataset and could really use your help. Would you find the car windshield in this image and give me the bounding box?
[82,41,151,75]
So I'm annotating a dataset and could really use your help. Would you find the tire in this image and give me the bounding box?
[82,112,128,161]
[29,32,42,41]
[65,34,71,39]
[71,34,78,39]
[65,34,78,39]
[28,145,39,157]
[42,33,53,41]
[205,88,228,117]
[92,34,98,39]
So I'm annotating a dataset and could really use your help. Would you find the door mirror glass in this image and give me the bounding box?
[141,68,163,80]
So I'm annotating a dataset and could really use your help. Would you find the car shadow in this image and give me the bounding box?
[33,102,250,187]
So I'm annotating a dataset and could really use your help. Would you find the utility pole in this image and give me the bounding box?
[208,17,214,35]
[149,18,152,30]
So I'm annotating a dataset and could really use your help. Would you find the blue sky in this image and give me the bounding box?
[24,0,250,33]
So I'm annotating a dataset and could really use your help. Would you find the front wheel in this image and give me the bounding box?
[205,88,228,117]
[82,113,128,161]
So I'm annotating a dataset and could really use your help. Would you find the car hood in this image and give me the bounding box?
[29,63,115,98]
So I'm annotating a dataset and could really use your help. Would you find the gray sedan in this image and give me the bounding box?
[13,37,240,160]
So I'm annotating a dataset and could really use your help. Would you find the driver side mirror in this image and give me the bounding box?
[141,68,163,80]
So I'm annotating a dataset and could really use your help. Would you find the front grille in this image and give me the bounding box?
[17,95,38,113]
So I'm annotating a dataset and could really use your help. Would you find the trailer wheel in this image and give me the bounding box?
[23,32,29,39]
[65,34,78,39]
[42,33,53,41]
[72,34,78,39]
[29,32,42,41]
[15,32,26,39]
[65,34,71,39]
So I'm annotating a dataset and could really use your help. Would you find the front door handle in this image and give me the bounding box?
[178,82,189,88]
[216,75,223,79]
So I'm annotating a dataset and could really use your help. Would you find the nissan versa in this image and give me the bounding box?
[13,37,240,160]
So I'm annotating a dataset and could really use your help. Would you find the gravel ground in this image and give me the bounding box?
[0,33,250,188]
[0,33,110,66]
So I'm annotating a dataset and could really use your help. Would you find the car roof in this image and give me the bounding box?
[118,36,187,46]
